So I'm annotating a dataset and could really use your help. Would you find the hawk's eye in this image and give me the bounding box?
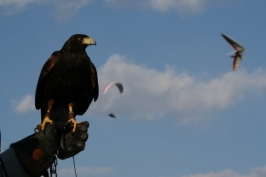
[78,37,82,40]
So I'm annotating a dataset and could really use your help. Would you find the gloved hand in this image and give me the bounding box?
[58,121,89,159]
[9,121,89,177]
[10,123,61,177]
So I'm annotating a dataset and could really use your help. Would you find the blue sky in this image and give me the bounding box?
[1,0,266,176]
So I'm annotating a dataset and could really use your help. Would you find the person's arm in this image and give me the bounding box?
[0,121,89,177]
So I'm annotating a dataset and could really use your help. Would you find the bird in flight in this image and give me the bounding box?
[35,34,99,132]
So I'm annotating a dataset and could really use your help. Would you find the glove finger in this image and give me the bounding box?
[64,121,89,133]
[59,138,86,159]
[65,131,88,143]
[77,121,89,131]
[74,141,85,152]
[75,122,89,134]
[78,132,88,142]
[43,123,58,136]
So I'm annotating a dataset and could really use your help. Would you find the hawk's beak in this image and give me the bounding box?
[83,37,96,46]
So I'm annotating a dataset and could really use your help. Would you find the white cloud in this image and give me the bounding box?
[89,54,266,122]
[0,0,93,20]
[0,0,242,18]
[51,0,93,22]
[14,94,35,114]
[0,0,39,8]
[182,166,266,177]
[0,0,40,16]
[58,166,114,177]
[149,0,204,12]
[104,0,241,13]
[12,54,266,122]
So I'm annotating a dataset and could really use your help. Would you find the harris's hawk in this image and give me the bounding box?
[35,34,99,132]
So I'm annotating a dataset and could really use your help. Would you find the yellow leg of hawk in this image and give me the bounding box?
[67,103,80,132]
[38,99,53,130]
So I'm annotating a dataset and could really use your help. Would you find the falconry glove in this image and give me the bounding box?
[1,121,89,177]
[58,121,89,160]
[10,123,61,177]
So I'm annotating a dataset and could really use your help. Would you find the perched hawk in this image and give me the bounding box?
[35,34,99,132]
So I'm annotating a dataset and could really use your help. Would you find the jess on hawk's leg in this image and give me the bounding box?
[67,103,80,132]
[37,99,54,130]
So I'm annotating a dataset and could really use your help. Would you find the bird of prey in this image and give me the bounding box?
[35,34,99,132]
[221,33,245,71]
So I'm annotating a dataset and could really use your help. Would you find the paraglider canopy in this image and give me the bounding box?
[103,82,123,94]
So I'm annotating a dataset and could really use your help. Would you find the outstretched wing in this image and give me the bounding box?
[221,33,245,52]
[35,51,60,109]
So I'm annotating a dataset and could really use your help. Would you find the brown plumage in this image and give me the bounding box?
[35,34,99,131]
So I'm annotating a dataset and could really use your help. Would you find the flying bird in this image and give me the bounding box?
[221,33,245,71]
[35,34,99,132]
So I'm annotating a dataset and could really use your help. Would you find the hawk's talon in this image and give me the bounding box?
[68,118,80,132]
[38,116,53,131]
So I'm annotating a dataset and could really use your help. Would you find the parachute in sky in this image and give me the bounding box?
[103,82,123,94]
